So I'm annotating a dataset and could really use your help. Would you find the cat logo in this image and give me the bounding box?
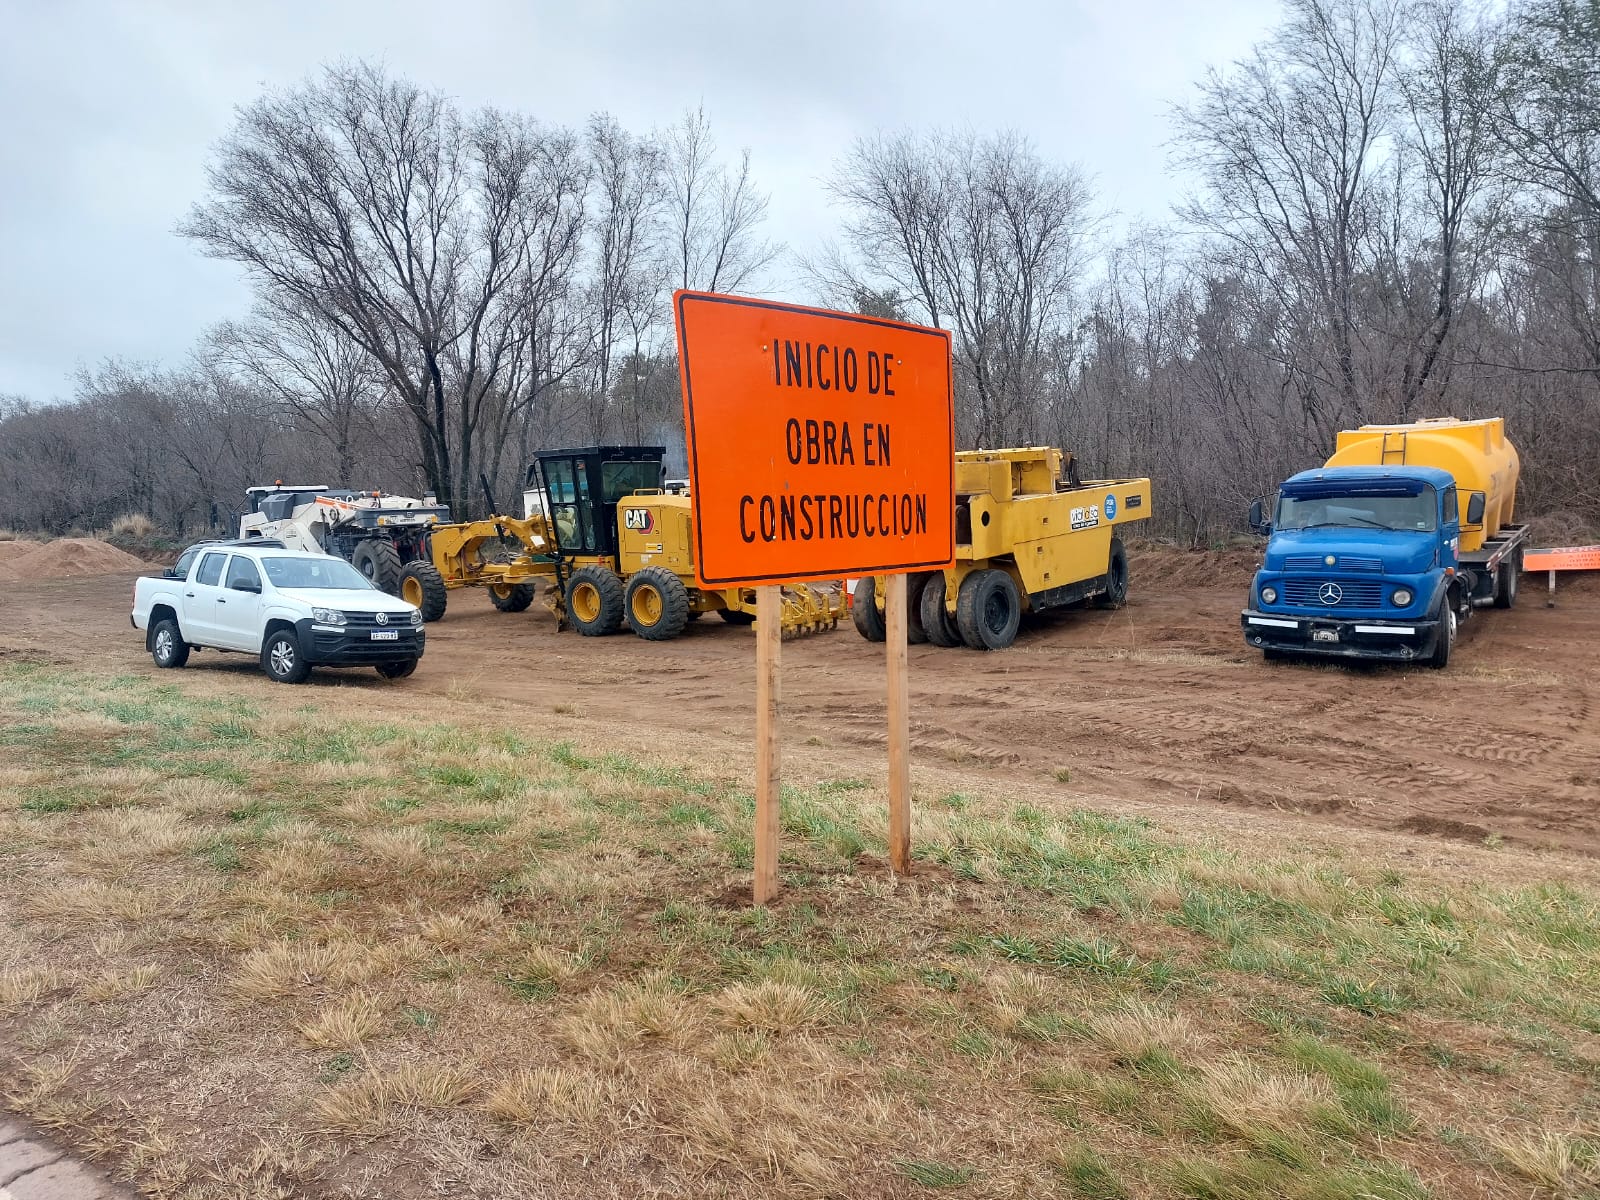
[623,507,655,534]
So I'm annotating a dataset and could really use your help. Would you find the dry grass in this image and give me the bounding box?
[3,662,1599,1199]
[108,512,156,538]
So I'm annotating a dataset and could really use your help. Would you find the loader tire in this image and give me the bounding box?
[904,572,935,645]
[852,577,886,643]
[352,539,404,594]
[625,567,691,641]
[1095,537,1129,609]
[489,581,536,614]
[919,574,962,647]
[956,568,1021,651]
[718,607,756,625]
[400,560,448,623]
[565,566,625,636]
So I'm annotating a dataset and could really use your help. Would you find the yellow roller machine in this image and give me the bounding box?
[854,446,1152,650]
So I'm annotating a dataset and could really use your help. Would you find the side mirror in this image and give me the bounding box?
[1248,498,1272,537]
[1465,492,1485,526]
[234,581,262,595]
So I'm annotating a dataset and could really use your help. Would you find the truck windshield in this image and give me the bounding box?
[1276,488,1437,532]
[259,556,374,590]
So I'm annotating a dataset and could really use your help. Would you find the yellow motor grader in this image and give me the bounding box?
[400,446,844,641]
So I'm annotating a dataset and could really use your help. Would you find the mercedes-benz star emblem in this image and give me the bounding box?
[1318,582,1343,605]
[376,612,389,626]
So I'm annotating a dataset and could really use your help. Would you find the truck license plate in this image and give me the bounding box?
[1312,629,1340,643]
[370,630,399,641]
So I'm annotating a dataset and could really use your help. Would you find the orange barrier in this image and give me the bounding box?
[1523,544,1600,607]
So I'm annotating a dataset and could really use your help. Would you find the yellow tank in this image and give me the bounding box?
[1326,417,1520,553]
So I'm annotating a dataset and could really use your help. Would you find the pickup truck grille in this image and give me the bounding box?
[1281,578,1385,607]
[1284,555,1383,573]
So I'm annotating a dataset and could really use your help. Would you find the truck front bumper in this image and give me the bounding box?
[1240,610,1440,662]
[295,619,425,667]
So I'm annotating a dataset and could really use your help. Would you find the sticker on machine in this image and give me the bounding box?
[1070,504,1101,531]
[623,508,656,534]
[1104,493,1118,520]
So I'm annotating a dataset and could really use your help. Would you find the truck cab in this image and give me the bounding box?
[1242,466,1466,666]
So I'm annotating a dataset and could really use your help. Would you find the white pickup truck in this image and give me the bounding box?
[131,543,425,683]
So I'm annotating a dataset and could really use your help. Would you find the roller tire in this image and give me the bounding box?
[150,617,189,669]
[625,567,691,641]
[352,539,404,594]
[904,572,934,645]
[399,560,448,622]
[956,568,1022,651]
[852,577,886,643]
[489,581,536,613]
[565,566,625,636]
[919,574,961,647]
[1095,537,1129,609]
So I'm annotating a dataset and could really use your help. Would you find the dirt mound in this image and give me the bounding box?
[0,537,151,581]
[1130,546,1261,591]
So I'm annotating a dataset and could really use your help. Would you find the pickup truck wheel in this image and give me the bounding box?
[150,618,189,669]
[1095,537,1130,609]
[1428,597,1456,670]
[375,660,417,680]
[262,629,313,684]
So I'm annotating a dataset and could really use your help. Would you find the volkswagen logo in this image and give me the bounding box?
[1317,582,1343,605]
[376,612,389,626]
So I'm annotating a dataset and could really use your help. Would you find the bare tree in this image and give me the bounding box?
[661,107,779,294]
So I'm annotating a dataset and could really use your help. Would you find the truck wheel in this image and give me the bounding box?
[376,660,417,680]
[262,629,313,684]
[904,572,934,645]
[1428,596,1456,670]
[1095,537,1130,609]
[852,577,886,643]
[352,540,404,594]
[1493,552,1521,609]
[956,568,1022,651]
[565,566,625,636]
[919,574,962,647]
[150,618,189,669]
[488,581,536,614]
[400,561,449,622]
[625,567,691,641]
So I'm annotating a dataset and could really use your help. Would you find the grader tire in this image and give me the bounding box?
[352,539,404,594]
[625,567,691,641]
[565,566,625,636]
[489,581,536,613]
[399,560,448,623]
[851,577,886,643]
[718,607,756,625]
[956,568,1022,651]
[919,574,962,647]
[904,572,935,645]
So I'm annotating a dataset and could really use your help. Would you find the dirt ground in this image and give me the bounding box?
[4,549,1597,858]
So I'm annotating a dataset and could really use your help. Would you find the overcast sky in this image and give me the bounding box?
[0,0,1281,402]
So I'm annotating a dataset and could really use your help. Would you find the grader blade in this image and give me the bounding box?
[777,582,846,637]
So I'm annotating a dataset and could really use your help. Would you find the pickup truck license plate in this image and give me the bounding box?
[370,630,399,641]
[1312,629,1340,643]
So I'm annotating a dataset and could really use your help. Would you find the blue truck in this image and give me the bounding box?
[1240,419,1529,669]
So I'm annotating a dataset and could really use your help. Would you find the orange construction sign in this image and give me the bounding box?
[675,291,956,588]
[1524,545,1600,572]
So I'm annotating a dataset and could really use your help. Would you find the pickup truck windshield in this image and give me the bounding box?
[260,557,373,590]
[1276,488,1437,532]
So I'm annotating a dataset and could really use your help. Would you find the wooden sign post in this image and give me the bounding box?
[674,292,955,904]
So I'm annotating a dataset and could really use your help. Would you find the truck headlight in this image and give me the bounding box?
[1261,586,1278,605]
[311,608,346,625]
[409,610,423,626]
[1391,588,1413,607]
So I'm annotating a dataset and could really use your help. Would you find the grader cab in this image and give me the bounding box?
[404,445,844,641]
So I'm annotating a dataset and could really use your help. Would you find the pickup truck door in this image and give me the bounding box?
[181,551,230,643]
[215,554,265,652]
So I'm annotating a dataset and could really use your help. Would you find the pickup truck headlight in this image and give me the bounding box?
[1260,586,1278,605]
[311,608,346,625]
[409,610,423,626]
[1391,588,1413,607]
